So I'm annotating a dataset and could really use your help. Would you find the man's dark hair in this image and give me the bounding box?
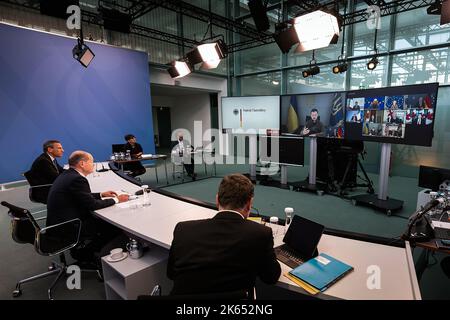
[43,140,60,152]
[218,174,254,210]
[124,134,135,141]
[310,108,318,114]
[68,152,89,167]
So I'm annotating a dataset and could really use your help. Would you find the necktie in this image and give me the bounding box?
[53,159,59,172]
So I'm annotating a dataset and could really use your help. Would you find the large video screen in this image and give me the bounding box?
[221,96,280,134]
[280,92,345,139]
[345,83,439,146]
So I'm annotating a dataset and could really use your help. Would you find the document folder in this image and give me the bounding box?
[288,253,353,292]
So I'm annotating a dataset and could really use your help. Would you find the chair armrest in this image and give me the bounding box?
[29,184,53,189]
[35,218,82,256]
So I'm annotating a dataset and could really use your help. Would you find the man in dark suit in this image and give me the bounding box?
[123,134,146,177]
[26,140,65,203]
[167,174,281,295]
[47,150,129,262]
[171,132,196,180]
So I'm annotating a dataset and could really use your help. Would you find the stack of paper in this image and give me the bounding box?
[284,253,353,295]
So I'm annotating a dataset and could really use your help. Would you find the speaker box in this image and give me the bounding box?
[40,0,79,19]
[248,0,270,32]
[442,0,450,25]
[273,28,299,53]
[100,7,132,33]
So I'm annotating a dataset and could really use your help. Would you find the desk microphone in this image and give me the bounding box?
[402,198,445,241]
[97,163,109,172]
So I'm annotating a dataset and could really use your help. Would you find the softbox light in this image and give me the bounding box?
[293,10,340,53]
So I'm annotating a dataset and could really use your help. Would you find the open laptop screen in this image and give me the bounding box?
[282,215,325,260]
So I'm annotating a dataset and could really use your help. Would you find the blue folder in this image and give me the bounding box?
[289,253,353,291]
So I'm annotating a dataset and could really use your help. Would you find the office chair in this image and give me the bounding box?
[23,170,52,205]
[441,256,450,279]
[137,285,253,300]
[1,201,99,300]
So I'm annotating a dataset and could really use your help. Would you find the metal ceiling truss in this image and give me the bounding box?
[0,0,445,54]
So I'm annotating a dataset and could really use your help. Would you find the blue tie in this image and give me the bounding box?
[53,159,59,172]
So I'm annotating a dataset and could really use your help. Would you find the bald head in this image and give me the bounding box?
[69,151,95,176]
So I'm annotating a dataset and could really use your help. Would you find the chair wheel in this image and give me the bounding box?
[386,210,392,216]
[12,289,22,298]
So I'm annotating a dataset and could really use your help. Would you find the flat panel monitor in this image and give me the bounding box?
[280,92,345,139]
[418,165,450,191]
[259,136,304,166]
[112,144,125,153]
[221,96,280,135]
[345,83,439,146]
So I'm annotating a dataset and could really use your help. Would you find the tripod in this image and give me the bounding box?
[338,150,374,196]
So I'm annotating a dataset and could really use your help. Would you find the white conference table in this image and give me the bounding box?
[87,164,420,300]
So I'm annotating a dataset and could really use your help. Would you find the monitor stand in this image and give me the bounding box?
[350,143,403,215]
[291,137,327,195]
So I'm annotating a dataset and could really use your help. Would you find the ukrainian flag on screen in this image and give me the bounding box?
[287,96,299,133]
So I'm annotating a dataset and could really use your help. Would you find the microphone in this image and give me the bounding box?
[402,197,444,241]
[97,163,109,172]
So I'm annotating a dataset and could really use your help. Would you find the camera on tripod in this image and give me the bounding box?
[316,139,374,196]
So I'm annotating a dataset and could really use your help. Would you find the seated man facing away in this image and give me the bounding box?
[27,140,65,203]
[123,134,146,177]
[46,151,129,264]
[167,173,281,295]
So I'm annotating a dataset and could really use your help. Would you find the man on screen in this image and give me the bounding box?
[389,112,404,125]
[301,108,324,136]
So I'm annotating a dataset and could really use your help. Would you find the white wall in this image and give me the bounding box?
[150,67,228,153]
[170,94,211,146]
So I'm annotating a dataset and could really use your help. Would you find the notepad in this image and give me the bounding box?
[288,253,353,292]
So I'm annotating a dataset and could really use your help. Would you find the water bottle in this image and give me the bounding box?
[126,150,131,160]
[284,207,293,234]
[141,185,151,207]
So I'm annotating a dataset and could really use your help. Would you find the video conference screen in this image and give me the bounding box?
[280,92,345,139]
[345,83,439,146]
[221,96,280,134]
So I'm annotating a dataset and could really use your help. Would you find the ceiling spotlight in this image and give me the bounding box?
[302,65,320,78]
[72,38,95,68]
[367,56,379,70]
[293,10,340,53]
[167,60,192,79]
[332,62,348,74]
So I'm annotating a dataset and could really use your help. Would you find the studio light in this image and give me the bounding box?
[302,65,320,78]
[427,0,441,15]
[186,39,227,70]
[272,23,299,53]
[332,62,348,74]
[293,10,340,53]
[167,60,192,79]
[72,38,95,68]
[367,56,379,70]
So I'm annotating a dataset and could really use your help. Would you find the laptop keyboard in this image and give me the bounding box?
[434,227,450,240]
[275,245,304,269]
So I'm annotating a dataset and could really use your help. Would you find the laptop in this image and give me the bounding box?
[275,215,325,269]
[112,144,125,153]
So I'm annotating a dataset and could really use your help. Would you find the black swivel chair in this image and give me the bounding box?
[441,256,450,279]
[1,201,99,299]
[23,170,52,205]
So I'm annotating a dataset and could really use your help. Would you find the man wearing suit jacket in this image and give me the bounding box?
[27,140,65,203]
[47,151,129,261]
[167,174,281,295]
[171,132,197,180]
